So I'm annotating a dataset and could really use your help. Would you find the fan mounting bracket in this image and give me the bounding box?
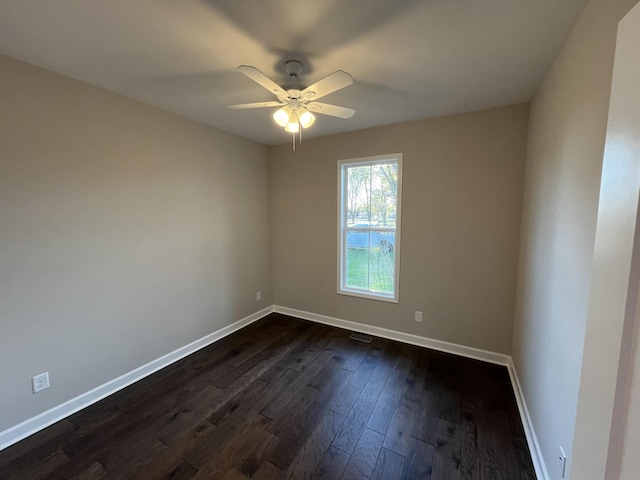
[284,60,303,77]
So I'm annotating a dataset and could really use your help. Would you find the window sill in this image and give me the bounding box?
[337,289,399,304]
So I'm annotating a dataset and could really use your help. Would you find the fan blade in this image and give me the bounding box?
[228,101,282,109]
[307,102,355,119]
[237,65,287,98]
[301,70,353,101]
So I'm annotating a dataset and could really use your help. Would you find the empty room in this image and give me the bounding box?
[2,0,640,479]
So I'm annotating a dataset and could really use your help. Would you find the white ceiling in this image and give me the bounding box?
[0,0,588,145]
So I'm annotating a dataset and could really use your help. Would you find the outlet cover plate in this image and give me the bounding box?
[32,372,50,393]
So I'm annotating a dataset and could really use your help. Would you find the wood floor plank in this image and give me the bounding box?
[276,323,335,372]
[202,332,307,416]
[474,427,511,480]
[404,350,430,402]
[476,414,535,480]
[367,354,414,434]
[59,364,226,472]
[133,457,197,480]
[257,361,294,383]
[94,434,168,477]
[431,418,463,480]
[424,352,464,424]
[267,384,320,437]
[412,391,439,445]
[181,338,252,375]
[369,341,403,382]
[184,361,236,392]
[307,367,353,415]
[156,384,224,445]
[138,421,218,479]
[338,336,371,372]
[307,351,348,390]
[461,361,536,480]
[191,414,277,479]
[234,367,303,423]
[371,448,405,480]
[341,428,385,480]
[331,377,386,454]
[68,460,108,480]
[329,345,385,416]
[224,321,294,368]
[208,367,300,432]
[66,402,123,431]
[461,420,478,480]
[113,367,190,412]
[261,349,338,420]
[0,448,70,480]
[0,419,75,467]
[511,433,536,478]
[213,327,302,389]
[251,461,285,480]
[206,379,268,427]
[267,368,352,469]
[52,415,172,478]
[0,314,536,480]
[181,390,279,472]
[382,396,419,456]
[284,409,346,480]
[312,445,351,479]
[182,415,259,470]
[401,437,436,480]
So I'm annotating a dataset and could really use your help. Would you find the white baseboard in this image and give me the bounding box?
[273,305,510,366]
[0,306,274,451]
[274,305,549,480]
[507,359,550,480]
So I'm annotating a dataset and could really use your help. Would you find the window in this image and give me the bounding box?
[338,154,402,302]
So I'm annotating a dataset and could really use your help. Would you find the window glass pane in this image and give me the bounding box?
[371,163,398,228]
[346,165,372,227]
[346,230,369,289]
[339,154,401,302]
[369,231,395,293]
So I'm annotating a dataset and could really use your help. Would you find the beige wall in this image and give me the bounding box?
[512,0,638,478]
[269,105,528,354]
[0,55,272,432]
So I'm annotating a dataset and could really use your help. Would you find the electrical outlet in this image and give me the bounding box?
[32,372,50,394]
[256,291,261,301]
[558,446,567,479]
[415,311,423,322]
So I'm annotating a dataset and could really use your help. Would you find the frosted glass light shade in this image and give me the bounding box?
[299,109,315,128]
[285,120,300,133]
[273,106,291,127]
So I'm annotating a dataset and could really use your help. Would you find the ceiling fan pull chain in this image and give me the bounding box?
[292,131,296,151]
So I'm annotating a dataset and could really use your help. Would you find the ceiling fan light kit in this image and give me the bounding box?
[228,60,355,150]
[298,109,315,128]
[285,116,300,133]
[273,105,293,127]
[275,106,315,131]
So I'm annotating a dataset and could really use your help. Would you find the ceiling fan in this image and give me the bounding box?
[228,60,355,149]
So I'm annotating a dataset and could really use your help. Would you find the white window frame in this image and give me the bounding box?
[337,153,403,303]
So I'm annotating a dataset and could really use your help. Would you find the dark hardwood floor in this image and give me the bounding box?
[0,313,536,479]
